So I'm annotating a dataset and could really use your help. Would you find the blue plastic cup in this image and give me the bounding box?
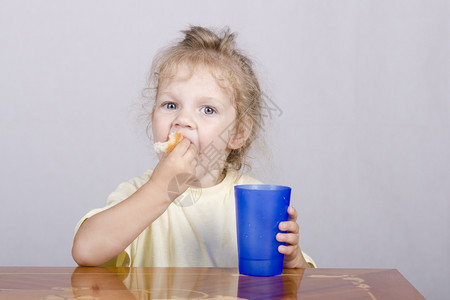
[234,184,291,276]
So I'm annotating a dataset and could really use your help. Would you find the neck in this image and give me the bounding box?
[193,167,227,188]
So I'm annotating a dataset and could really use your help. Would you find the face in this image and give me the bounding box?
[152,64,241,182]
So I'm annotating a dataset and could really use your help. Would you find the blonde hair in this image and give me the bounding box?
[146,26,263,171]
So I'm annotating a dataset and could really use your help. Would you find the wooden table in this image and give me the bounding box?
[0,267,424,299]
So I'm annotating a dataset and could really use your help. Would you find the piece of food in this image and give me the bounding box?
[153,131,183,153]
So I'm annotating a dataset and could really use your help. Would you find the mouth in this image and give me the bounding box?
[169,128,199,151]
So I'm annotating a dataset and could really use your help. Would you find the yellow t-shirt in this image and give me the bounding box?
[75,169,316,268]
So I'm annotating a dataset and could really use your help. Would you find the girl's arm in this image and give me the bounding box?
[72,139,197,266]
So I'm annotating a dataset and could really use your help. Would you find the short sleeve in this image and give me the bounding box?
[106,170,153,206]
[74,169,154,235]
[73,170,153,266]
[100,250,131,267]
[302,251,317,268]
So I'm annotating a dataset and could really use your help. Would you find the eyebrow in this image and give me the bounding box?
[156,91,178,101]
[157,91,226,104]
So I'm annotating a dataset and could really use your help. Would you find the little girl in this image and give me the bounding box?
[72,26,315,269]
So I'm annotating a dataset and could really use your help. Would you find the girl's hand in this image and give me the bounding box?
[276,206,311,268]
[150,138,199,200]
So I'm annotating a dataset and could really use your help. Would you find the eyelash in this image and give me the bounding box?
[201,106,216,115]
[161,102,217,115]
[162,102,177,110]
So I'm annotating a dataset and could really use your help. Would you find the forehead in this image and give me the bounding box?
[158,62,233,95]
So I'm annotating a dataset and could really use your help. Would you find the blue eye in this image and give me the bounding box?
[163,102,177,110]
[202,106,216,115]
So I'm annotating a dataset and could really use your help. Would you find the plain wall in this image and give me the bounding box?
[0,1,448,299]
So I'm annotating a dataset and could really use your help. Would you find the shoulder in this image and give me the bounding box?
[228,169,262,186]
[106,169,154,206]
[74,170,154,235]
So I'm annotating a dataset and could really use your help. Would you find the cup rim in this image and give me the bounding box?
[234,184,291,191]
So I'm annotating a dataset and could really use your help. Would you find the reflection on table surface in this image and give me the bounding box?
[0,267,424,299]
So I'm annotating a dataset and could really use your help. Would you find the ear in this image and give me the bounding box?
[228,117,253,150]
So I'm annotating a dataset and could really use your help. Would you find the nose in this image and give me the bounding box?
[173,108,195,129]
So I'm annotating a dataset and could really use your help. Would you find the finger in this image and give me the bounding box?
[278,244,298,256]
[287,206,298,221]
[276,232,299,246]
[190,155,199,167]
[170,138,191,155]
[279,220,299,234]
[185,143,198,158]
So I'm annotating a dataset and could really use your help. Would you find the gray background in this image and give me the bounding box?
[0,1,448,299]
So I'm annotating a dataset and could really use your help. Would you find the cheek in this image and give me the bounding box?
[151,118,169,143]
[198,126,232,154]
[152,107,174,129]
